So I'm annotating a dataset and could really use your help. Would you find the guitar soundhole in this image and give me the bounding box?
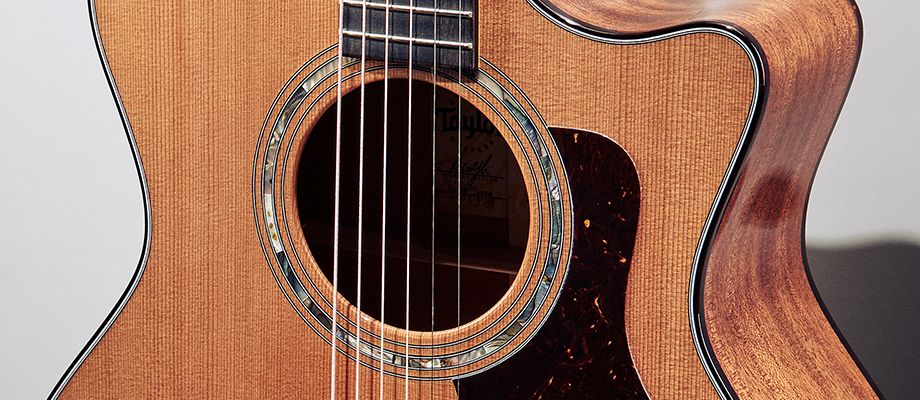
[296,79,530,331]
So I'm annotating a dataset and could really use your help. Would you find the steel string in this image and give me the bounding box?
[379,1,391,397]
[404,1,415,398]
[331,0,346,397]
[355,0,369,398]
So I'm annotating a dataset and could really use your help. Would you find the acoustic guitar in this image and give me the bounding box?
[54,0,875,398]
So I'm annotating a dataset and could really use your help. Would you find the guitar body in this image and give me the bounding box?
[57,0,873,398]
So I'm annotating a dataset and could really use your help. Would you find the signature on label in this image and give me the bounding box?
[435,104,514,217]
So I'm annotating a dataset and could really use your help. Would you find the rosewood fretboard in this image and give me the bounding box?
[342,0,478,75]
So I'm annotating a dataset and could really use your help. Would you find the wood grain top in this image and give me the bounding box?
[57,0,870,399]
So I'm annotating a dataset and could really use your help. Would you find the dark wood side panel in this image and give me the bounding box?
[455,128,645,399]
[540,0,873,398]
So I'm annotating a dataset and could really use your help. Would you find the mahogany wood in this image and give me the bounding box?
[58,0,869,398]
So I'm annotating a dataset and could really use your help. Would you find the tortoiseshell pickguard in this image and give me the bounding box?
[455,128,646,399]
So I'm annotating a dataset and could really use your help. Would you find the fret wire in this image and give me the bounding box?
[343,0,473,17]
[343,30,474,49]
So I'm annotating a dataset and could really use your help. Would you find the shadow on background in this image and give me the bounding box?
[808,241,920,400]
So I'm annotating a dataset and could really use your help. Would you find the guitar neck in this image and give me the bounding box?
[341,0,478,75]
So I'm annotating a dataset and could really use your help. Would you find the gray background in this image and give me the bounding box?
[805,1,920,396]
[0,1,916,398]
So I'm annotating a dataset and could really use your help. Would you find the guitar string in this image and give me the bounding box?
[355,0,369,398]
[332,0,346,397]
[430,0,439,397]
[379,0,391,398]
[404,1,415,397]
[338,3,471,396]
[456,0,463,331]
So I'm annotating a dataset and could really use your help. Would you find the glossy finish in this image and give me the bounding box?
[456,128,645,399]
[56,0,866,398]
[341,0,479,74]
[539,0,873,398]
